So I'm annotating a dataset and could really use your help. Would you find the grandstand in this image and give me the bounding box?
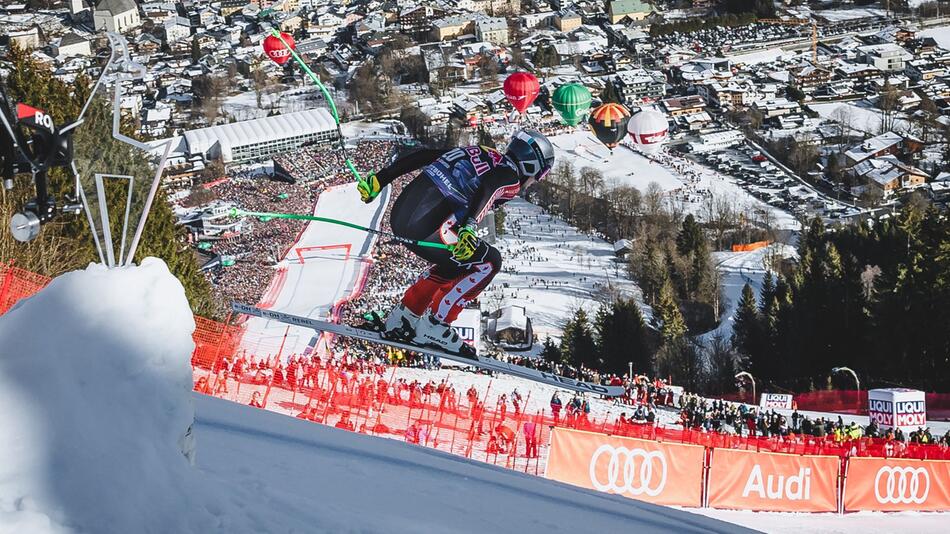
[170,109,340,165]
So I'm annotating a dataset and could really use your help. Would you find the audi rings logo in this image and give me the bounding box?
[874,466,930,504]
[589,445,667,497]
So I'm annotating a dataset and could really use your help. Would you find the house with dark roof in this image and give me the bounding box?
[51,32,89,58]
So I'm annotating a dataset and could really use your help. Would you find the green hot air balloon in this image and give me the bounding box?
[552,83,592,126]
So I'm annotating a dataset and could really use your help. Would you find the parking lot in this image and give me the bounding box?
[691,144,866,223]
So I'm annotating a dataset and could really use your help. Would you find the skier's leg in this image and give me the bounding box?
[382,178,455,338]
[413,242,501,354]
[428,243,502,324]
[400,265,453,316]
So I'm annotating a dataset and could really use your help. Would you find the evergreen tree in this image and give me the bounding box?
[676,214,704,257]
[656,279,687,341]
[759,271,775,311]
[599,80,622,104]
[731,283,760,374]
[560,309,597,369]
[191,36,201,64]
[540,335,560,364]
[595,299,651,375]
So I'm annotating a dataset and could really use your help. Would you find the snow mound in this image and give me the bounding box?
[0,259,220,534]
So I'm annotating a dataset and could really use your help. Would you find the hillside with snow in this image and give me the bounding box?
[484,197,645,343]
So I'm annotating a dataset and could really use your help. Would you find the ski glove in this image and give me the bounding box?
[357,173,382,203]
[452,225,479,262]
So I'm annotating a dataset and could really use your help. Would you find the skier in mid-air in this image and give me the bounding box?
[357,129,555,355]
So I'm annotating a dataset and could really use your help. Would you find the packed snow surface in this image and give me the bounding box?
[0,258,750,533]
[0,259,219,534]
[240,184,387,357]
[196,395,750,534]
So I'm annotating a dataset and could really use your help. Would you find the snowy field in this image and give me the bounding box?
[239,185,387,357]
[811,101,912,136]
[654,150,802,231]
[921,25,950,50]
[550,130,685,191]
[483,198,645,343]
[551,130,801,231]
[727,47,793,65]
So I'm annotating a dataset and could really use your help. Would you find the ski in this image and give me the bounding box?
[232,302,625,397]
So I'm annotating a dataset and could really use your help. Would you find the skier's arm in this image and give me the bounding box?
[374,148,448,188]
[459,167,520,228]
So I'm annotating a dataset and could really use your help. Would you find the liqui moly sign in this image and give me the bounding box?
[868,389,926,432]
[759,393,794,410]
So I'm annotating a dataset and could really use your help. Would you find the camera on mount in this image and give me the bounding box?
[1,96,85,242]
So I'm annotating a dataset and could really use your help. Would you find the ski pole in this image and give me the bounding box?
[271,30,366,188]
[229,208,453,250]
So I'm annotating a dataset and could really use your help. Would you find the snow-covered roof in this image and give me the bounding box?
[496,306,527,332]
[845,131,903,164]
[183,109,337,161]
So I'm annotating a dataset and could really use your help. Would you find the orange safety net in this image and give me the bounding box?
[731,240,771,252]
[0,262,51,315]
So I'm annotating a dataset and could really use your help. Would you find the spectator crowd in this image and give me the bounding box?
[191,141,397,307]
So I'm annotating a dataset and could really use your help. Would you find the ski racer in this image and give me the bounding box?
[357,129,555,355]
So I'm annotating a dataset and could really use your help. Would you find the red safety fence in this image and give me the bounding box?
[3,260,950,513]
[731,240,771,252]
[0,262,51,315]
[723,389,950,420]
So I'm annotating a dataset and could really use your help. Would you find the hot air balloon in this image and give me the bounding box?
[627,109,669,154]
[263,32,296,65]
[588,103,631,150]
[552,83,592,126]
[503,72,540,114]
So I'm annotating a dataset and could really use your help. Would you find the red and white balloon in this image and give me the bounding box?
[627,109,669,154]
[262,32,296,65]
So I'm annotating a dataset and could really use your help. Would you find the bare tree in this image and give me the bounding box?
[702,192,736,251]
[251,58,270,110]
[879,82,901,134]
[579,167,605,231]
[830,105,857,142]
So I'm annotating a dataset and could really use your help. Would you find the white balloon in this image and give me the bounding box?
[627,110,669,154]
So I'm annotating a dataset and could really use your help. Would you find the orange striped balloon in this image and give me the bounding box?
[588,103,631,149]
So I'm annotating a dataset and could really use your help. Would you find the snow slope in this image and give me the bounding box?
[484,197,645,343]
[0,258,751,533]
[240,184,387,357]
[196,394,750,534]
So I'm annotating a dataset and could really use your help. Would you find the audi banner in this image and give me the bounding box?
[707,448,839,513]
[844,457,950,512]
[545,427,705,507]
